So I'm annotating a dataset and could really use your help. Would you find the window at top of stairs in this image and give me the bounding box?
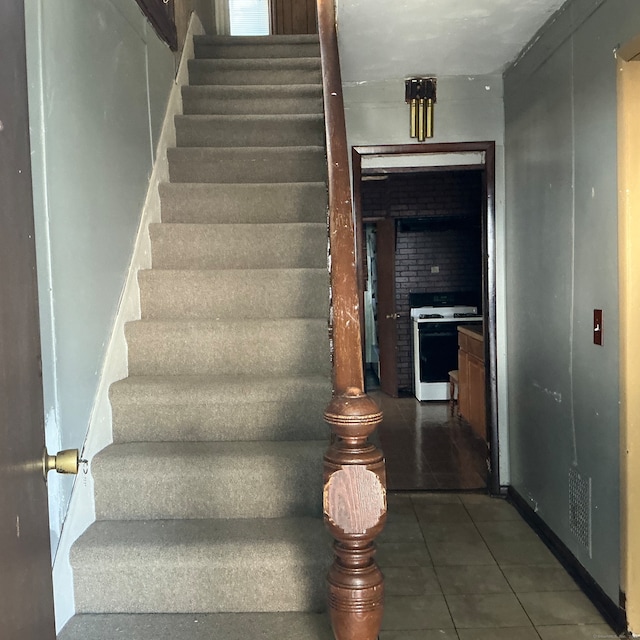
[229,0,270,35]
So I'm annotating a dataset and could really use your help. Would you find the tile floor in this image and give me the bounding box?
[379,492,618,639]
[370,391,488,491]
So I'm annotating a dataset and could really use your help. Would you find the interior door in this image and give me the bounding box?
[0,2,56,637]
[376,217,399,397]
[270,0,317,34]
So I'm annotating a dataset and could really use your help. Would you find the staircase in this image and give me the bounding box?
[59,34,335,640]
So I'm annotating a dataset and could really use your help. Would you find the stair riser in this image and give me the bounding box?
[111,398,329,443]
[175,115,324,147]
[70,516,329,615]
[150,224,327,270]
[195,43,320,59]
[168,147,326,184]
[109,375,331,443]
[93,447,323,520]
[183,96,323,116]
[139,270,329,320]
[189,58,320,69]
[195,35,320,45]
[72,564,326,614]
[181,84,323,115]
[125,321,330,377]
[189,65,321,86]
[159,183,327,224]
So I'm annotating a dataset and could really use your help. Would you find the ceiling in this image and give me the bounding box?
[336,0,569,83]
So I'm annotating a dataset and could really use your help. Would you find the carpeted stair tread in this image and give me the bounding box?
[109,374,330,442]
[70,517,330,613]
[139,268,329,320]
[58,612,333,640]
[175,114,324,147]
[92,441,325,520]
[189,56,321,70]
[168,146,326,184]
[188,58,321,86]
[125,318,330,377]
[150,223,326,270]
[159,182,327,224]
[196,34,320,45]
[182,84,323,115]
[189,58,322,85]
[110,373,331,405]
[194,43,320,59]
[194,36,320,60]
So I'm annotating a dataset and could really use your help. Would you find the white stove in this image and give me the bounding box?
[412,304,482,401]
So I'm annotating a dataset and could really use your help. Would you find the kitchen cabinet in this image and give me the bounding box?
[458,325,486,439]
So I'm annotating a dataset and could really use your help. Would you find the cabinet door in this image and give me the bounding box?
[468,356,486,439]
[458,350,470,420]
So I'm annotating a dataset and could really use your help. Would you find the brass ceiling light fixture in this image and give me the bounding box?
[405,77,437,141]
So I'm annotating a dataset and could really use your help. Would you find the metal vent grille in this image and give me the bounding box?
[569,467,592,556]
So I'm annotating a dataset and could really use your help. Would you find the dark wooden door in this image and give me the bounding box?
[0,2,56,637]
[270,0,317,34]
[376,218,399,397]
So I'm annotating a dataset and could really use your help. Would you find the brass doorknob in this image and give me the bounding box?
[385,313,401,319]
[43,448,80,481]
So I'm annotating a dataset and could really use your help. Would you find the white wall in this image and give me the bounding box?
[338,60,510,483]
[24,0,175,556]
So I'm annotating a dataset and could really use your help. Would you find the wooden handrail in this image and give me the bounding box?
[317,0,364,395]
[317,2,387,639]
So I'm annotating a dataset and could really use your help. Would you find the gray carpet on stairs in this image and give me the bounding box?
[159,182,327,223]
[181,84,323,115]
[59,33,332,640]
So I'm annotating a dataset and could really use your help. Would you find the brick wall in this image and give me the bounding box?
[362,170,483,393]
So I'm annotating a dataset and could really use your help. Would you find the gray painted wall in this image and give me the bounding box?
[25,0,175,553]
[504,0,640,602]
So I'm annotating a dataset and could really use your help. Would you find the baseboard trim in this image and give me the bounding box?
[507,487,627,636]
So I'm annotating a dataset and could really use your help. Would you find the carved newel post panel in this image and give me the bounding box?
[324,388,386,640]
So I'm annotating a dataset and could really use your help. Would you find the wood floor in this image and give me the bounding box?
[369,390,488,491]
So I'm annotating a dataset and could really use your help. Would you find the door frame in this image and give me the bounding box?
[617,35,640,635]
[0,0,56,636]
[352,141,500,494]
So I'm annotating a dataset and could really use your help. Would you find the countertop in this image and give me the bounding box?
[458,324,483,339]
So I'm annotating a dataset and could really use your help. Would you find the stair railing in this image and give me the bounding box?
[317,2,387,639]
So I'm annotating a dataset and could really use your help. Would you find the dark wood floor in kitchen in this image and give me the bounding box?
[369,389,488,492]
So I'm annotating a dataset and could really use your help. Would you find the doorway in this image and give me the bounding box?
[353,142,499,494]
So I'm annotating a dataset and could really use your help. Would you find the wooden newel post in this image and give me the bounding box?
[323,387,387,640]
